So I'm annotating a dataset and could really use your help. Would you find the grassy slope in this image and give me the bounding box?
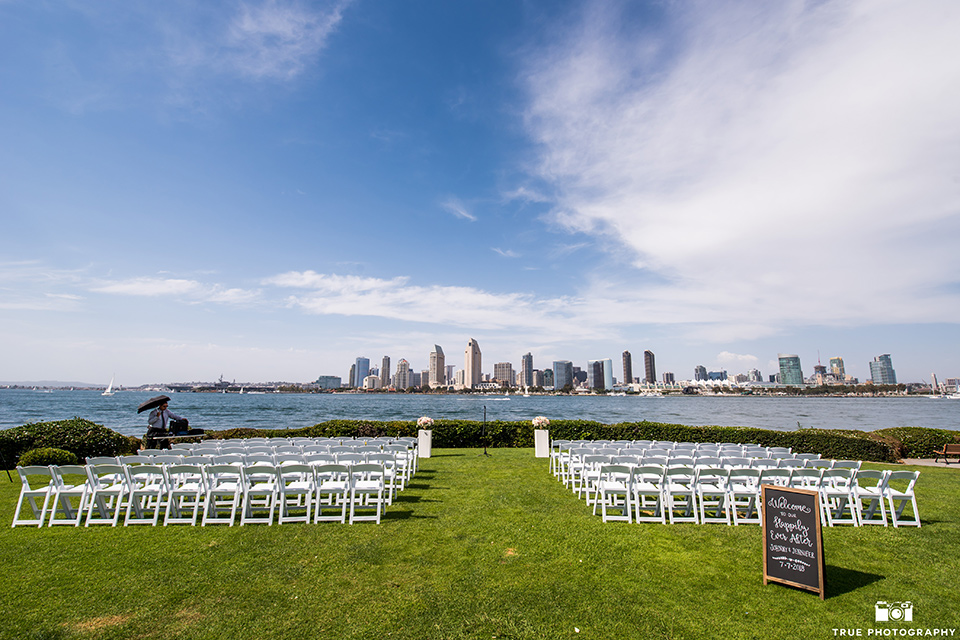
[0,450,957,640]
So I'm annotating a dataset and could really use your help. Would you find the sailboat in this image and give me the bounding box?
[101,375,116,396]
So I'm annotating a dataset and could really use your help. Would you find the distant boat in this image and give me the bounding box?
[102,376,116,396]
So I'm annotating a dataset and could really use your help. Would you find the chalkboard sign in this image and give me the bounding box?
[762,485,825,599]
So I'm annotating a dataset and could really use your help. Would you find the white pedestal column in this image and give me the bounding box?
[534,429,550,458]
[418,429,432,458]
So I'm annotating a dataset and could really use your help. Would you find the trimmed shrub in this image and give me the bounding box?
[19,447,78,467]
[0,417,140,468]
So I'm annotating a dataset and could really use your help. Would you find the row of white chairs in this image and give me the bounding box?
[168,437,417,452]
[569,464,920,528]
[13,462,399,528]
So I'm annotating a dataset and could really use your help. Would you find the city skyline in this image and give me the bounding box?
[2,2,958,387]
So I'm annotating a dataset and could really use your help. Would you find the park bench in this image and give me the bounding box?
[933,443,960,464]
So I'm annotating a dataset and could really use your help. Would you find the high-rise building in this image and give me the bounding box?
[445,365,455,384]
[748,369,762,382]
[395,359,411,390]
[521,353,534,388]
[602,359,614,390]
[494,362,515,387]
[663,372,675,384]
[587,360,605,390]
[464,338,482,389]
[829,357,845,377]
[355,357,370,388]
[694,365,707,381]
[348,364,356,388]
[533,370,544,387]
[380,356,390,389]
[870,354,897,385]
[778,354,804,386]
[543,369,554,388]
[429,345,446,388]
[553,361,573,391]
[622,351,633,386]
[412,371,422,388]
[644,350,656,384]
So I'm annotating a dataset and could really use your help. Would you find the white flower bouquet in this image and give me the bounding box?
[532,416,550,428]
[417,416,434,427]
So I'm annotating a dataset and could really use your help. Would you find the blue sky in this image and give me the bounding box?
[1,0,959,386]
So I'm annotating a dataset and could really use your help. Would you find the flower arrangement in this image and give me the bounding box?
[417,416,434,427]
[532,416,550,428]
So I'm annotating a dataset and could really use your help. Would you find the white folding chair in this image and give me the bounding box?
[349,463,385,524]
[201,465,244,526]
[12,466,55,527]
[84,464,130,527]
[819,468,858,526]
[314,464,350,524]
[241,464,278,525]
[164,464,206,526]
[663,467,698,524]
[631,466,666,524]
[276,464,316,525]
[728,468,761,525]
[853,469,889,526]
[696,468,731,525]
[884,471,920,528]
[124,465,169,526]
[48,465,93,527]
[593,465,632,523]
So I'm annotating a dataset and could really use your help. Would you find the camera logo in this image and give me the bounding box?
[875,601,913,622]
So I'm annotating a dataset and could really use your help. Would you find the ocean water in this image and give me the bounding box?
[2,389,958,438]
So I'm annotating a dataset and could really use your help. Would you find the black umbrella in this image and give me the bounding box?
[137,395,171,414]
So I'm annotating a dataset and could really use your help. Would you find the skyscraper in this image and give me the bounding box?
[494,362,515,387]
[429,345,446,388]
[521,352,534,388]
[622,351,633,385]
[464,338,482,389]
[381,356,390,389]
[602,358,614,389]
[588,360,605,390]
[829,357,845,377]
[778,354,804,386]
[395,359,411,390]
[348,364,356,388]
[644,350,656,384]
[694,365,707,381]
[870,354,897,385]
[553,360,573,391]
[355,357,370,388]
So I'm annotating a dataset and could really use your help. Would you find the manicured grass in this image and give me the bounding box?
[1,451,958,639]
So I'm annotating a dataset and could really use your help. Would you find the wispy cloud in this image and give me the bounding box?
[522,1,960,336]
[264,270,590,335]
[91,277,260,305]
[492,248,520,258]
[219,0,349,81]
[440,197,477,222]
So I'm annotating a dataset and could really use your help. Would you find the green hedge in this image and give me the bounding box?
[206,419,905,463]
[872,427,960,458]
[0,417,140,468]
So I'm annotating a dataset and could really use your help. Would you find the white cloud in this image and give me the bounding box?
[91,277,260,304]
[440,197,477,222]
[492,248,520,258]
[522,0,960,336]
[264,270,592,335]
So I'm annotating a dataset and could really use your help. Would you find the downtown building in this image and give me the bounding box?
[778,354,804,386]
[644,350,656,384]
[870,354,897,385]
[463,338,482,389]
[429,345,446,388]
[553,360,574,391]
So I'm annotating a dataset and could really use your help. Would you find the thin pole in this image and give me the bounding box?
[481,405,490,457]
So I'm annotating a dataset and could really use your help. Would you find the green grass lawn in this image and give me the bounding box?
[1,450,957,640]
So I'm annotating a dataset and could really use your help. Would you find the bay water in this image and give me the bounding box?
[2,389,958,438]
